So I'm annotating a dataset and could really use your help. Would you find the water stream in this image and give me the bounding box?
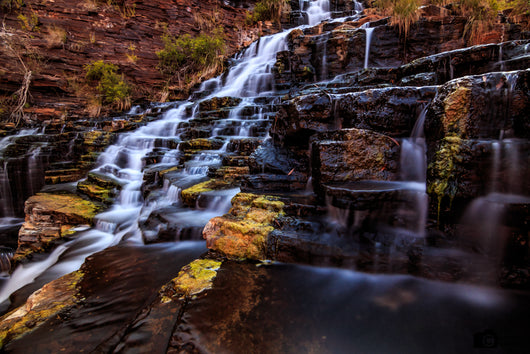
[0,0,341,308]
[362,24,374,69]
[1,2,530,350]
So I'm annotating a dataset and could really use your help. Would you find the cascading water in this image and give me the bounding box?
[398,105,429,237]
[325,105,430,239]
[459,73,530,265]
[0,0,339,306]
[0,129,40,218]
[362,23,374,69]
[460,138,530,259]
[316,34,330,81]
[306,0,331,26]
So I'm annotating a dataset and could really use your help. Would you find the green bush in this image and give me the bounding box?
[0,0,24,11]
[157,27,226,77]
[84,60,130,109]
[249,0,288,24]
[374,0,421,37]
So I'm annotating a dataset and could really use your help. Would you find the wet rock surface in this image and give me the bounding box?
[13,192,102,265]
[6,260,529,352]
[1,1,530,352]
[1,242,206,352]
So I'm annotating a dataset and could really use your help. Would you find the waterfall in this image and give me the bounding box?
[0,129,44,220]
[306,0,331,26]
[363,25,374,70]
[203,32,290,98]
[0,0,339,304]
[0,162,14,218]
[459,73,530,262]
[398,105,429,237]
[400,106,427,183]
[316,34,329,81]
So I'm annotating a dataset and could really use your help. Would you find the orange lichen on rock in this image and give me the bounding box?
[0,270,84,348]
[203,193,284,260]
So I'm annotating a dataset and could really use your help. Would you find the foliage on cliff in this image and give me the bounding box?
[372,0,530,41]
[247,0,289,24]
[0,0,256,122]
[84,60,131,115]
[157,27,226,88]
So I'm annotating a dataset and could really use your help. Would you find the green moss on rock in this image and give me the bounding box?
[0,270,84,348]
[27,192,101,223]
[180,179,232,207]
[427,136,463,219]
[159,259,222,301]
[203,193,284,260]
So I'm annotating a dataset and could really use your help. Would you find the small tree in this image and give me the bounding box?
[84,60,131,111]
[157,27,226,86]
[374,0,421,38]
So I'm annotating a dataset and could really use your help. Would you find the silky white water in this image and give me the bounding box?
[363,26,374,69]
[0,0,347,306]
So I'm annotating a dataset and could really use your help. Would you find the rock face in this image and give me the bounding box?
[0,0,259,120]
[273,15,523,88]
[425,69,530,227]
[310,128,400,197]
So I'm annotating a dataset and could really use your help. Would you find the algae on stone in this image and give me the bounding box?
[180,179,233,207]
[427,136,463,219]
[203,193,285,260]
[14,192,102,264]
[0,271,84,348]
[160,259,223,301]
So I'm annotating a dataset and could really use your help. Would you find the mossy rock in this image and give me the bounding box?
[86,171,126,190]
[203,193,285,260]
[25,192,101,225]
[77,180,116,204]
[198,97,242,111]
[0,270,84,348]
[178,138,225,153]
[180,179,233,207]
[207,166,250,181]
[77,171,125,204]
[160,259,222,301]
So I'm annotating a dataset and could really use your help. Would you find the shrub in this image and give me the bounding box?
[249,0,289,24]
[507,0,530,29]
[17,11,40,32]
[0,0,24,11]
[374,0,421,37]
[84,60,131,110]
[157,27,226,82]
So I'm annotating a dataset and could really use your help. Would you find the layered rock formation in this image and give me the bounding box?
[0,0,259,121]
[1,0,530,351]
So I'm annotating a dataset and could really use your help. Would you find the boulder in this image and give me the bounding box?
[14,193,101,264]
[203,193,285,260]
